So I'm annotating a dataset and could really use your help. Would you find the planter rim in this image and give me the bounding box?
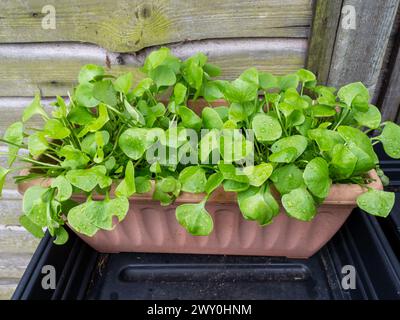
[17,169,382,206]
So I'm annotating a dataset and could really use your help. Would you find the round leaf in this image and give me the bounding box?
[357,189,395,217]
[176,202,213,236]
[252,113,282,142]
[282,188,316,221]
[378,122,400,159]
[303,157,331,198]
[178,166,207,193]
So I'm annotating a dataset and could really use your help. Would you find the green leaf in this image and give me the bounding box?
[271,135,308,160]
[337,82,369,107]
[114,72,133,94]
[353,104,381,129]
[308,128,344,152]
[44,119,71,139]
[338,126,378,166]
[51,176,73,202]
[67,105,95,125]
[143,47,170,72]
[174,83,187,105]
[150,65,176,88]
[296,69,316,83]
[202,107,223,130]
[252,113,282,142]
[3,121,23,166]
[278,74,299,91]
[75,83,99,108]
[219,129,253,163]
[22,186,49,227]
[115,161,136,197]
[178,166,207,193]
[135,176,152,194]
[92,80,118,107]
[217,163,248,184]
[119,128,150,160]
[87,197,129,230]
[223,79,258,103]
[203,63,221,77]
[28,132,48,157]
[176,202,213,236]
[19,215,45,238]
[205,172,224,194]
[124,100,146,125]
[270,164,305,194]
[132,78,154,97]
[269,147,298,163]
[203,81,224,102]
[23,93,48,122]
[282,188,316,221]
[303,157,331,198]
[378,122,400,159]
[312,105,336,117]
[357,189,395,217]
[243,163,273,187]
[183,61,203,90]
[67,201,99,236]
[177,105,202,131]
[239,68,259,86]
[223,180,249,192]
[228,102,246,122]
[58,145,90,169]
[66,166,111,192]
[81,131,110,158]
[0,166,10,197]
[330,144,357,179]
[258,72,278,90]
[78,64,104,84]
[53,227,69,245]
[153,178,177,206]
[238,185,279,225]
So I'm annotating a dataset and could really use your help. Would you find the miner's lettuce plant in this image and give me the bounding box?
[0,47,399,244]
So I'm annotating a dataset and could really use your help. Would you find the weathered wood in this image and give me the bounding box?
[0,194,23,226]
[0,39,307,97]
[328,0,400,96]
[0,253,32,279]
[380,42,400,123]
[0,280,18,300]
[306,0,344,83]
[0,0,312,52]
[0,225,40,254]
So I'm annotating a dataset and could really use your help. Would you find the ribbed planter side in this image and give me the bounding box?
[18,170,383,258]
[76,201,354,258]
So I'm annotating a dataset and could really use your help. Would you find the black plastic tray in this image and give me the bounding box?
[12,205,400,300]
[12,147,400,300]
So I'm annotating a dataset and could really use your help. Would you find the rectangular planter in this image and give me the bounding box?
[18,170,383,258]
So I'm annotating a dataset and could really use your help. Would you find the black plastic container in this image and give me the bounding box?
[12,149,400,300]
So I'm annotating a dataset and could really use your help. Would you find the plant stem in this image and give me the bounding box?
[0,138,27,149]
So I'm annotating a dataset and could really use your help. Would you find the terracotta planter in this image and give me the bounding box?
[18,170,382,258]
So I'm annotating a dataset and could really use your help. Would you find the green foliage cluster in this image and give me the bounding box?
[1,47,399,244]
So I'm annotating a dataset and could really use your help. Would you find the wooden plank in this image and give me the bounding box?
[0,0,312,52]
[0,39,307,97]
[0,253,32,279]
[380,41,400,122]
[306,0,344,83]
[328,0,400,96]
[0,280,18,300]
[0,193,23,226]
[0,225,40,254]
